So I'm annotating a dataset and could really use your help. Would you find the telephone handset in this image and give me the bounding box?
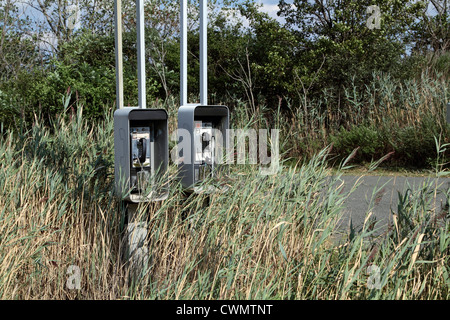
[194,121,215,181]
[137,137,147,163]
[130,126,154,192]
[131,126,152,168]
[202,132,209,157]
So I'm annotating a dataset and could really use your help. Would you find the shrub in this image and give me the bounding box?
[330,124,384,163]
[390,115,449,168]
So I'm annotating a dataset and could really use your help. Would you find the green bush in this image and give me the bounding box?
[390,116,449,168]
[0,32,162,127]
[330,125,384,163]
[0,89,20,128]
[431,51,450,77]
[329,114,450,169]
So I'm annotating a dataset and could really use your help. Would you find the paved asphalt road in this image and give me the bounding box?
[328,175,449,234]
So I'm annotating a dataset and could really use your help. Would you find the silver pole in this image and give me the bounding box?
[180,0,188,106]
[200,0,207,105]
[114,0,124,109]
[137,0,146,108]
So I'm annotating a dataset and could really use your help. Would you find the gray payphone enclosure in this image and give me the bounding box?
[178,105,229,190]
[114,107,169,202]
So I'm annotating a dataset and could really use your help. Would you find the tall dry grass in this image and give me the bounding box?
[245,71,449,163]
[0,103,448,299]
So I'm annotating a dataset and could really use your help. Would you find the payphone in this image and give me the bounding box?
[113,0,169,203]
[114,108,168,202]
[178,105,229,191]
[177,0,229,192]
[114,0,169,275]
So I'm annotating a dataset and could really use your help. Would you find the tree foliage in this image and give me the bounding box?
[277,0,429,98]
[0,0,448,127]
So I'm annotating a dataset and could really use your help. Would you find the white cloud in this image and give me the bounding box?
[259,2,285,24]
[221,1,285,29]
[38,32,59,52]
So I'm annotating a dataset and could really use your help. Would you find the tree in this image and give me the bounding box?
[205,1,297,111]
[143,0,179,100]
[411,0,449,53]
[0,0,40,80]
[277,0,427,99]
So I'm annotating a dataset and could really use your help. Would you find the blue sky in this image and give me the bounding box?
[15,0,441,31]
[257,0,284,19]
[14,0,287,51]
[13,0,441,52]
[256,0,441,21]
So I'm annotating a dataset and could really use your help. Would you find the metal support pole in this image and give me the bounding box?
[180,0,208,106]
[200,0,207,105]
[180,0,188,106]
[114,0,124,109]
[137,0,146,108]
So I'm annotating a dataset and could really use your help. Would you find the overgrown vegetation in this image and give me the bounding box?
[0,108,448,299]
[0,0,449,300]
[0,0,449,169]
